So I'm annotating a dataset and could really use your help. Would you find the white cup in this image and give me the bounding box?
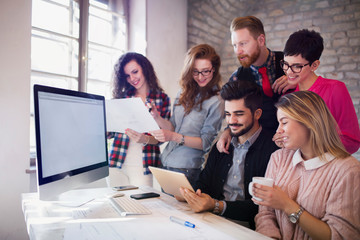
[248,177,274,202]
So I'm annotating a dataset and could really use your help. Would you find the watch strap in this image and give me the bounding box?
[179,134,185,146]
[213,199,220,214]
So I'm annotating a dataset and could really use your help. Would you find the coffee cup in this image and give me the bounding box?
[248,177,274,202]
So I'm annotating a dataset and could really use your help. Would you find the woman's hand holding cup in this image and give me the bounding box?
[248,177,274,204]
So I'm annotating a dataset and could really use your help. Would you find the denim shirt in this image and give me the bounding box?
[161,91,224,169]
[223,126,262,201]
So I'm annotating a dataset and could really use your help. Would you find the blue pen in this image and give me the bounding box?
[170,216,195,228]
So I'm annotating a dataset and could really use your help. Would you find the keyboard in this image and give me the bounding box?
[109,196,152,216]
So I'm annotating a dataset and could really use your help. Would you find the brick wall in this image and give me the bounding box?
[187,0,360,158]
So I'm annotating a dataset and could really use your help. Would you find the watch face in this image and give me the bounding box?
[289,215,297,223]
[289,207,303,224]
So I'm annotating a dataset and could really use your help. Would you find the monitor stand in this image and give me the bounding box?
[49,188,113,207]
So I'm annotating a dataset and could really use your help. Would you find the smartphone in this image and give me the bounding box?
[112,185,139,191]
[130,192,160,200]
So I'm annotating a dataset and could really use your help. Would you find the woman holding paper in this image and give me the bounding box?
[108,52,170,186]
[150,44,224,187]
[252,91,360,240]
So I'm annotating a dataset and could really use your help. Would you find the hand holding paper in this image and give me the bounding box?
[106,98,160,133]
[148,101,161,119]
[125,128,148,143]
[149,129,174,142]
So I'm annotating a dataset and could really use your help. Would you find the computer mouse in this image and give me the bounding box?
[112,193,125,198]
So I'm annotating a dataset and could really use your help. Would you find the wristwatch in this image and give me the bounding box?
[179,134,185,146]
[213,199,220,214]
[288,207,304,224]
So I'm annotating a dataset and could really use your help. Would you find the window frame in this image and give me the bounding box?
[30,0,128,154]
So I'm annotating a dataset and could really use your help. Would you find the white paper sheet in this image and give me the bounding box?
[23,188,270,240]
[65,199,238,240]
[64,218,238,240]
[105,98,160,133]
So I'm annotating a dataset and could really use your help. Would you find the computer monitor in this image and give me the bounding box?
[33,84,109,204]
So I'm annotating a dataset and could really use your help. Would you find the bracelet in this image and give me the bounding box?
[213,199,220,215]
[142,135,150,146]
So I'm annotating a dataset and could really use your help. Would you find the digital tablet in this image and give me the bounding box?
[149,166,194,199]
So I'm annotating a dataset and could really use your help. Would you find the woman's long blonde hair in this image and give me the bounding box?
[275,91,349,160]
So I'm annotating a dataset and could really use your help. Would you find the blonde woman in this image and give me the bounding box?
[253,91,360,240]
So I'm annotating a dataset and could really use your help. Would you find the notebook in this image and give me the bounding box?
[148,166,195,199]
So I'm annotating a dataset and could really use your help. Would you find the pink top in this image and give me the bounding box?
[255,148,360,240]
[294,76,360,154]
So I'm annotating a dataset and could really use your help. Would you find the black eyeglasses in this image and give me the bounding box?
[192,68,213,77]
[280,60,310,73]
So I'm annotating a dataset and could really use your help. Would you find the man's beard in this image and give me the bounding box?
[237,45,261,68]
[229,118,255,138]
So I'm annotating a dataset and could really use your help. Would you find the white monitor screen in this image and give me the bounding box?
[34,85,109,201]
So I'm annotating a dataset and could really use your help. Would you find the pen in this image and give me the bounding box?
[169,216,195,228]
[145,100,152,113]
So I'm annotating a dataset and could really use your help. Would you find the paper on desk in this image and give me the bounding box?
[106,98,160,133]
[73,201,119,219]
[65,199,238,240]
[64,217,238,240]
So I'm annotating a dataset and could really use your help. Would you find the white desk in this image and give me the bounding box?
[22,186,271,240]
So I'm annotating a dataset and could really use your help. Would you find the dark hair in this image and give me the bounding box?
[178,44,222,115]
[220,81,262,114]
[230,16,265,39]
[112,52,163,98]
[283,29,324,64]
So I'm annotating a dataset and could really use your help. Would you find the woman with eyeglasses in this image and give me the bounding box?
[274,29,360,154]
[149,44,224,187]
[254,91,360,240]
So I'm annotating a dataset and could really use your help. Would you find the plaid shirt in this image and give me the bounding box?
[230,49,278,86]
[229,49,284,134]
[108,89,171,175]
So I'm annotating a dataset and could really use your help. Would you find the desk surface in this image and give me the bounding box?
[22,186,271,240]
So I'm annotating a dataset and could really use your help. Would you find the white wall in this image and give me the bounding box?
[129,0,187,101]
[128,0,147,54]
[0,1,31,240]
[146,0,187,100]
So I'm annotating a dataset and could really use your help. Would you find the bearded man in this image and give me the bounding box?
[217,16,294,154]
[179,81,279,229]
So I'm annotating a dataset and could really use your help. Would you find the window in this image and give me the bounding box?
[30,0,127,152]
